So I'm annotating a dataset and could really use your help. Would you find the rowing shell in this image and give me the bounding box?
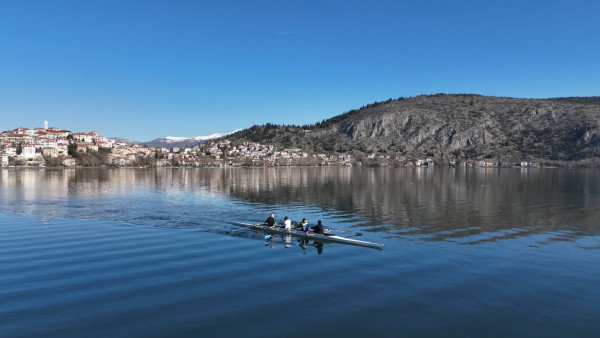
[232,222,384,250]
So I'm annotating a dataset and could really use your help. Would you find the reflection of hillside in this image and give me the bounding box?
[213,167,600,243]
[1,167,599,244]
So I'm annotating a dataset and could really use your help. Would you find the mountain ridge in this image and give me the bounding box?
[228,94,600,166]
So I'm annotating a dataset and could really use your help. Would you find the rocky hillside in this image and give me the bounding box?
[229,94,600,166]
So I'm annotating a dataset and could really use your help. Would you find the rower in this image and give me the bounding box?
[313,220,325,234]
[265,213,276,227]
[283,216,292,230]
[298,218,309,233]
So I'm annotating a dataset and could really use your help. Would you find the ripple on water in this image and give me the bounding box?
[2,168,600,337]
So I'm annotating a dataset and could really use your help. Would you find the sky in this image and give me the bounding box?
[1,0,599,141]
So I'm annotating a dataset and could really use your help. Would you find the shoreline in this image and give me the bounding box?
[2,164,597,170]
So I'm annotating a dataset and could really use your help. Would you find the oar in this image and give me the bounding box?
[227,223,261,234]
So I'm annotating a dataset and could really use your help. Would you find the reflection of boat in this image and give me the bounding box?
[270,235,325,254]
[232,222,384,250]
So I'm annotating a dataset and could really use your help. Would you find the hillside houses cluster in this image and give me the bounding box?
[163,139,355,167]
[0,126,152,167]
[0,125,356,168]
[1,124,540,168]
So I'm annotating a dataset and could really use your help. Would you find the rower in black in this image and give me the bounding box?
[313,220,325,234]
[265,213,276,227]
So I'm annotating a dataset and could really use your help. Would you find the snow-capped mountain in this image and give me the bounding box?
[111,137,139,145]
[142,130,240,148]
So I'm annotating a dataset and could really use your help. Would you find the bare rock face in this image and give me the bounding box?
[326,95,600,161]
[579,131,600,150]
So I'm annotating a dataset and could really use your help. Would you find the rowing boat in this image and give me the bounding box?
[232,222,384,250]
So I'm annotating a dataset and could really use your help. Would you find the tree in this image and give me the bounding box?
[242,156,253,167]
[43,155,65,167]
[68,143,78,157]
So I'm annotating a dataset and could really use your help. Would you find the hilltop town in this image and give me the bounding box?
[0,122,361,168]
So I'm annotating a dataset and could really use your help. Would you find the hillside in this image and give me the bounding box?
[229,94,600,166]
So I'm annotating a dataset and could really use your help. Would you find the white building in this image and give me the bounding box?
[47,129,70,139]
[42,148,59,158]
[21,128,36,136]
[73,132,96,144]
[41,139,58,148]
[22,146,37,158]
[4,147,17,156]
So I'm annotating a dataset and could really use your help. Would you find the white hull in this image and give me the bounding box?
[232,222,384,249]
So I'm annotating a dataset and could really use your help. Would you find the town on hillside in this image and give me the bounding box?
[1,122,540,168]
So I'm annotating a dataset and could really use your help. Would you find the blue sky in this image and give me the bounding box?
[1,0,599,141]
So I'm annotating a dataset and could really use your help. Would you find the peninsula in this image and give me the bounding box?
[2,94,599,168]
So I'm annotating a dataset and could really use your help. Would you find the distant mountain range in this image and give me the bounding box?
[111,137,139,144]
[141,130,240,148]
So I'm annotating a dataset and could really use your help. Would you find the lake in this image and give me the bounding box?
[1,167,599,337]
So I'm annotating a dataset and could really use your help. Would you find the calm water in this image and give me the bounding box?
[1,167,599,337]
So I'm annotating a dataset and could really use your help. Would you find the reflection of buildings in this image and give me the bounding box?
[1,169,73,200]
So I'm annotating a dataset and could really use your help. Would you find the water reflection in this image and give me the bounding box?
[1,167,599,247]
[257,233,325,254]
